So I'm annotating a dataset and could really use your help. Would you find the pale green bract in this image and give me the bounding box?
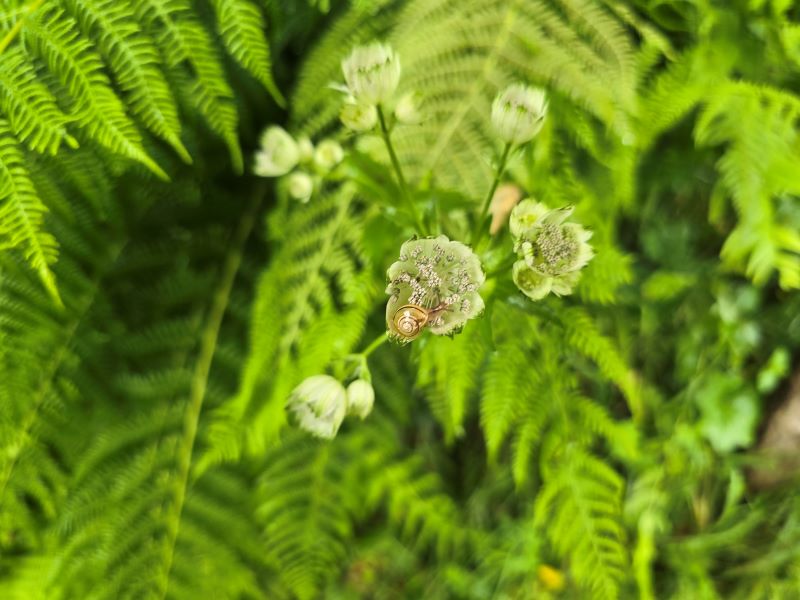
[345,379,375,419]
[510,200,594,300]
[253,126,300,176]
[340,100,378,131]
[287,171,314,203]
[491,84,548,144]
[286,375,348,439]
[341,42,401,105]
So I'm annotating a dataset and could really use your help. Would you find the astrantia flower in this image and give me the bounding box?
[346,379,375,419]
[287,171,314,203]
[385,236,485,343]
[314,139,344,171]
[509,199,593,300]
[340,100,378,132]
[286,375,347,439]
[341,42,401,105]
[491,84,548,145]
[253,126,299,177]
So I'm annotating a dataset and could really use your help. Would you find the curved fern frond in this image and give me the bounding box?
[0,122,59,302]
[131,0,242,172]
[61,0,190,162]
[535,445,627,599]
[0,46,76,155]
[211,0,285,107]
[22,8,167,179]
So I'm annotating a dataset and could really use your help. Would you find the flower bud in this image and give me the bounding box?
[341,42,401,105]
[286,375,347,439]
[346,379,375,419]
[287,171,314,203]
[394,91,422,124]
[491,84,547,144]
[297,136,314,163]
[314,139,344,172]
[340,101,378,132]
[253,126,299,177]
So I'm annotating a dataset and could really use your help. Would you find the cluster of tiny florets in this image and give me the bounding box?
[386,236,485,342]
[509,200,594,301]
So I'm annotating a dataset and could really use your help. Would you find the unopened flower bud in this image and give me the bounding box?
[491,84,547,144]
[286,375,347,439]
[314,139,344,172]
[341,42,401,105]
[253,126,299,177]
[340,101,378,132]
[297,137,314,163]
[346,379,375,419]
[287,171,314,203]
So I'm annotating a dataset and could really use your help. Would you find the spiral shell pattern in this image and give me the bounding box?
[391,304,428,340]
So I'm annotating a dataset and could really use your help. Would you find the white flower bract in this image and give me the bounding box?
[287,171,314,203]
[346,379,375,419]
[491,84,548,144]
[314,139,344,171]
[253,126,299,177]
[286,375,347,439]
[341,42,401,105]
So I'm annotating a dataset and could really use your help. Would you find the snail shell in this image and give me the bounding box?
[391,304,429,340]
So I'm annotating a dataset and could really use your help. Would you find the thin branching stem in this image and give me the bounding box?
[471,142,512,248]
[362,332,389,358]
[376,104,427,235]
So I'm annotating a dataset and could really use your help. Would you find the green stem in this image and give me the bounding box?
[361,332,389,358]
[156,183,263,599]
[376,104,426,235]
[0,0,45,55]
[471,142,512,248]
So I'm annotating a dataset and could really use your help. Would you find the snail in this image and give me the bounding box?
[390,302,450,341]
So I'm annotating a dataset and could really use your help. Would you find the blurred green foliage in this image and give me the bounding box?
[0,0,800,599]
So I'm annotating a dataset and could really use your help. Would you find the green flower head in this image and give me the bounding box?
[385,236,485,343]
[509,199,593,300]
[286,375,347,439]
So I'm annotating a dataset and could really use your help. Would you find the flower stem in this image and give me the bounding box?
[376,104,427,235]
[361,332,389,358]
[471,142,513,248]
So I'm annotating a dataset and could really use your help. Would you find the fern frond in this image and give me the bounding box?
[416,323,487,442]
[61,0,190,162]
[535,445,627,599]
[21,8,167,179]
[207,186,375,463]
[0,122,59,301]
[131,0,242,171]
[695,82,800,289]
[211,0,285,106]
[0,46,76,155]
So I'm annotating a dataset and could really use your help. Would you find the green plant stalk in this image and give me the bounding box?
[0,0,45,55]
[362,332,389,357]
[471,142,512,248]
[156,183,263,599]
[376,104,427,235]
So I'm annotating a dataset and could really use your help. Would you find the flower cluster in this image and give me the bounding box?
[491,84,548,145]
[253,126,343,203]
[286,373,375,440]
[509,200,594,300]
[385,236,485,343]
[339,43,420,132]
